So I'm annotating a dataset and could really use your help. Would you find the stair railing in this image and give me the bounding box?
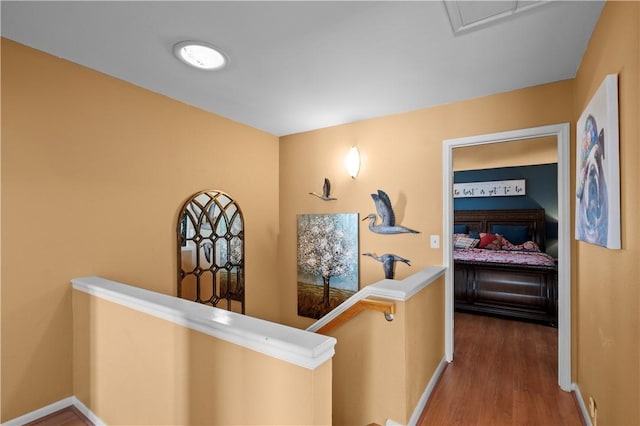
[315,298,395,335]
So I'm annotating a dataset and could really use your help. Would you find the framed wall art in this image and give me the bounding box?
[575,74,620,249]
[297,213,359,319]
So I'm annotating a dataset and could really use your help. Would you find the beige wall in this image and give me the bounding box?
[73,290,331,425]
[328,277,444,425]
[330,303,407,425]
[404,277,445,421]
[573,2,640,424]
[453,136,557,171]
[1,39,280,421]
[278,79,573,329]
[3,2,639,423]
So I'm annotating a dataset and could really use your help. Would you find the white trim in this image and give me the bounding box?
[1,397,75,426]
[556,123,572,390]
[306,266,446,333]
[572,383,593,426]
[71,276,336,370]
[71,397,107,426]
[444,0,547,35]
[443,140,455,363]
[1,396,105,426]
[407,356,448,426]
[442,123,572,391]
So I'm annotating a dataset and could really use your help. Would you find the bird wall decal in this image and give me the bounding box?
[309,178,337,201]
[362,252,411,279]
[362,189,420,234]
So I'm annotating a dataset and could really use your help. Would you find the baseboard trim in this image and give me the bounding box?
[2,396,105,426]
[572,382,593,426]
[2,397,75,426]
[4,376,580,426]
[72,396,106,426]
[404,356,448,426]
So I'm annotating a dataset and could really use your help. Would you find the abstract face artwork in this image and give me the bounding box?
[575,75,620,249]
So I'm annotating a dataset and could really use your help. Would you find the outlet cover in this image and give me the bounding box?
[430,235,440,248]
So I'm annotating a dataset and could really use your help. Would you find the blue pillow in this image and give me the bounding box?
[491,224,529,245]
[453,224,468,234]
[469,230,480,239]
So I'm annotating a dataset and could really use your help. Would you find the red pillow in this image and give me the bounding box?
[478,233,502,250]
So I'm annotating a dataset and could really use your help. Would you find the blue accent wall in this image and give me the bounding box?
[454,163,558,255]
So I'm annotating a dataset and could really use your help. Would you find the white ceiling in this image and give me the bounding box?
[1,1,604,136]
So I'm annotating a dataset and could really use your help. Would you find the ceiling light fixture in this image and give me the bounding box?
[173,40,227,70]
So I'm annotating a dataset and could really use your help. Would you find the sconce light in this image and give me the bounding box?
[346,146,361,179]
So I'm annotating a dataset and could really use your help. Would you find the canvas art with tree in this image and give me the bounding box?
[297,213,359,319]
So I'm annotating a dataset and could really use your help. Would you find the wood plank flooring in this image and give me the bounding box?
[25,406,92,426]
[418,312,584,426]
[25,312,584,426]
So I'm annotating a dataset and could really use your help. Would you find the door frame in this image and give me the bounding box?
[442,123,572,391]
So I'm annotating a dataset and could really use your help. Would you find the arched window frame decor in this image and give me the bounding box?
[177,190,245,314]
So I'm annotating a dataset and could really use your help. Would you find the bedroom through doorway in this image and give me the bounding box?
[443,123,572,391]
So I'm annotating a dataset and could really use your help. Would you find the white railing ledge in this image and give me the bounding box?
[307,265,446,333]
[71,276,336,370]
[368,265,447,301]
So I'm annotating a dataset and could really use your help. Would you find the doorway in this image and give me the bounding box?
[442,123,572,391]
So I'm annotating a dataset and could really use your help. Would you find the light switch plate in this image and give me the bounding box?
[430,235,440,249]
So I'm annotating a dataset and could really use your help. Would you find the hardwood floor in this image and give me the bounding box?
[24,313,583,426]
[418,313,584,426]
[25,406,93,426]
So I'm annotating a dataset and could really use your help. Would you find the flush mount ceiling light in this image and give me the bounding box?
[173,40,227,70]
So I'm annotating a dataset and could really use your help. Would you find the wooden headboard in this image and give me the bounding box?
[454,208,547,251]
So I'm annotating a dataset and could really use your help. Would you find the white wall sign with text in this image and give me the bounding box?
[453,179,526,198]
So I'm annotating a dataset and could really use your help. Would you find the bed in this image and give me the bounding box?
[453,208,557,326]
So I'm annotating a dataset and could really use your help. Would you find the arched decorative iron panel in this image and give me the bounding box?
[177,190,245,313]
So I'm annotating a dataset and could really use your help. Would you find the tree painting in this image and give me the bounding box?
[297,213,359,319]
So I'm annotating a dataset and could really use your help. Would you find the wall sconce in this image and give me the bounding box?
[346,146,361,179]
